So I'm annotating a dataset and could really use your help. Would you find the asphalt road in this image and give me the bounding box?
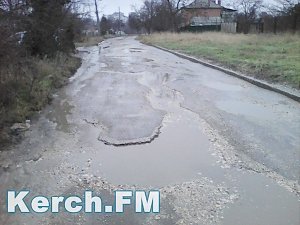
[0,36,299,225]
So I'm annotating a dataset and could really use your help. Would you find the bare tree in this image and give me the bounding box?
[274,0,299,13]
[233,0,263,33]
[238,0,263,17]
[139,0,158,33]
[275,0,300,32]
[265,0,299,33]
[128,12,143,33]
[165,0,187,31]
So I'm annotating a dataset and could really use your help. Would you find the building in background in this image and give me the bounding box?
[180,0,237,32]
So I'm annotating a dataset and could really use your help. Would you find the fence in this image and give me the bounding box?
[221,22,237,33]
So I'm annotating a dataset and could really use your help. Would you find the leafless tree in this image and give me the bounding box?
[236,0,263,18]
[139,0,158,33]
[165,0,187,31]
[231,0,263,33]
[262,0,299,33]
[271,0,299,14]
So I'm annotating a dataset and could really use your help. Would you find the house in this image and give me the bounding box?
[180,0,237,32]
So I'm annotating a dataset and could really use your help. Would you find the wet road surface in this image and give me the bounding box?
[0,36,299,225]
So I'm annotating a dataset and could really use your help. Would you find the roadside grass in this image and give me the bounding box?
[75,36,105,47]
[0,54,81,143]
[140,32,300,89]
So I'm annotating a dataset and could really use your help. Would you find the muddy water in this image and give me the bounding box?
[222,171,300,225]
[62,98,300,224]
[84,112,215,186]
[58,38,300,224]
[62,48,300,224]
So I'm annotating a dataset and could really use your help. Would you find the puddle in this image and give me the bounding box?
[87,42,299,223]
[144,58,154,63]
[222,170,300,225]
[121,62,131,67]
[93,111,219,187]
[71,72,223,186]
[74,103,300,224]
[46,94,73,132]
[99,63,108,68]
[216,100,277,120]
[130,48,144,50]
[46,40,299,224]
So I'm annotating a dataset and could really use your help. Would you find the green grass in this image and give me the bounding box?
[140,32,300,89]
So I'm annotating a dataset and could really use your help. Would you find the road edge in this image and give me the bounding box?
[149,44,300,103]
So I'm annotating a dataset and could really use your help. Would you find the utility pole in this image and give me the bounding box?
[118,6,121,35]
[94,0,101,36]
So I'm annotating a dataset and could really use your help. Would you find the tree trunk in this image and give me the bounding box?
[273,16,277,34]
[292,14,297,33]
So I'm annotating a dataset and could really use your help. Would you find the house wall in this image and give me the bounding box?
[182,8,222,26]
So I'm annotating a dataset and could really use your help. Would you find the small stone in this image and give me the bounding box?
[10,120,31,133]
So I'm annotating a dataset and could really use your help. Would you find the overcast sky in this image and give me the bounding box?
[93,0,297,16]
[99,0,142,16]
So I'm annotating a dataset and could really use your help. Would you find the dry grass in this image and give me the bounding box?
[140,32,300,88]
[142,32,300,45]
[142,32,251,44]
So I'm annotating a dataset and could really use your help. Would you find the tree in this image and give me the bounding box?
[128,12,143,33]
[273,0,298,14]
[287,2,300,32]
[100,16,111,35]
[164,0,186,31]
[23,0,79,56]
[265,0,300,33]
[152,2,172,31]
[132,0,193,33]
[234,0,263,33]
[139,0,158,33]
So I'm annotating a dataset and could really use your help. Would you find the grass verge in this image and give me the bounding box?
[140,32,300,89]
[0,54,81,144]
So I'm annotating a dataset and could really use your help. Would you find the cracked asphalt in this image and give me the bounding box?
[0,36,299,225]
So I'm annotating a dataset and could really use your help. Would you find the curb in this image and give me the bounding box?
[151,45,300,103]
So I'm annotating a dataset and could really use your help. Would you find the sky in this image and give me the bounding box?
[90,0,298,17]
[98,0,143,16]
